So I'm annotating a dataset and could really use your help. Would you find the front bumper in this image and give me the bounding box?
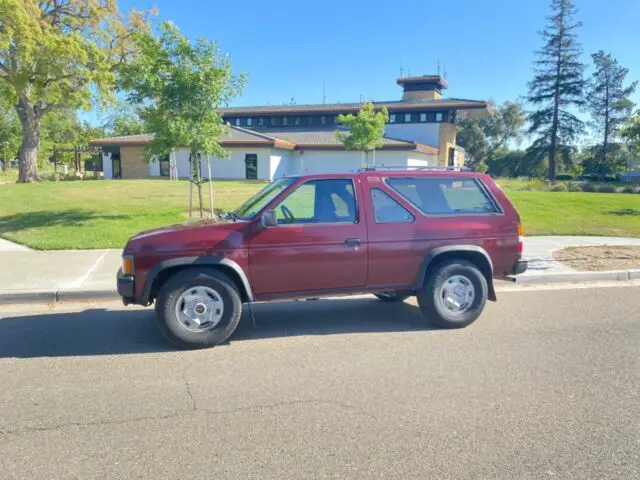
[512,259,528,275]
[116,267,135,300]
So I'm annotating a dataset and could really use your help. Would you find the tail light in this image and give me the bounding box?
[517,224,524,256]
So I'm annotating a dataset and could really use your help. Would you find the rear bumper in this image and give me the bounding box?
[116,268,135,300]
[512,259,528,275]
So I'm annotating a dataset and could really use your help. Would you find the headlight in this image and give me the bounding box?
[122,255,135,276]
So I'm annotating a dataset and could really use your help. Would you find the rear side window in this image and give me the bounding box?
[386,177,498,215]
[371,188,414,223]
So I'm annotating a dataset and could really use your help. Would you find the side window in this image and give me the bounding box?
[371,188,414,223]
[276,179,357,224]
[387,177,498,215]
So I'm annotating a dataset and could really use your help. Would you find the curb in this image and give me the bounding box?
[0,270,638,305]
[0,289,119,305]
[516,269,640,285]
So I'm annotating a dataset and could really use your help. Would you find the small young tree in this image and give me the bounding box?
[337,102,388,167]
[0,0,151,182]
[456,101,526,172]
[527,0,586,182]
[120,22,245,218]
[587,51,637,181]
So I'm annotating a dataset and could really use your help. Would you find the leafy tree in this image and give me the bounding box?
[580,143,630,179]
[621,110,640,164]
[456,101,526,172]
[0,0,150,182]
[587,51,637,180]
[0,89,21,169]
[337,102,389,166]
[119,22,245,217]
[101,101,145,137]
[527,0,586,182]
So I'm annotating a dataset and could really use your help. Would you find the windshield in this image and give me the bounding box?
[233,177,297,220]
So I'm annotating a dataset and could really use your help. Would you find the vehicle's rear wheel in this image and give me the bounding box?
[417,259,487,329]
[155,268,242,349]
[374,292,410,302]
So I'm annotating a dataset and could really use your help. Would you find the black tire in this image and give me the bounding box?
[155,268,242,349]
[374,292,410,303]
[417,259,488,329]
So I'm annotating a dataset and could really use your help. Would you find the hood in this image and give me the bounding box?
[125,218,250,255]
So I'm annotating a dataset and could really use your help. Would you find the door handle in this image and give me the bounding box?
[345,238,361,248]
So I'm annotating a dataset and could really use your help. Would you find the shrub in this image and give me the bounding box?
[598,184,617,193]
[581,183,598,192]
[567,182,583,192]
[549,183,568,192]
[621,186,636,194]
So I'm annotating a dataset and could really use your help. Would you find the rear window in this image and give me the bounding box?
[386,177,498,215]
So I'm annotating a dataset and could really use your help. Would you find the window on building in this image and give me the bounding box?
[420,113,427,122]
[320,116,327,125]
[387,177,498,215]
[435,112,443,122]
[371,188,414,223]
[246,117,253,127]
[404,113,412,123]
[283,116,289,126]
[294,116,301,126]
[389,114,396,123]
[158,156,170,177]
[275,179,357,224]
[257,117,264,127]
[271,116,280,127]
[235,118,242,126]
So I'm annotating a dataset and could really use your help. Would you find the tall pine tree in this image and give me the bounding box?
[527,0,585,182]
[587,51,637,180]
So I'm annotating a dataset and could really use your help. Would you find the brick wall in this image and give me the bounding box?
[120,145,150,179]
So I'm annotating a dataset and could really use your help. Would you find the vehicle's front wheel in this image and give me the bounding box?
[417,259,487,329]
[155,269,242,349]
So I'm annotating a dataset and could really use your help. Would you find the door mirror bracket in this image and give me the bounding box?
[261,209,277,227]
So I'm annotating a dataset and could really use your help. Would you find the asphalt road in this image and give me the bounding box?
[0,285,639,479]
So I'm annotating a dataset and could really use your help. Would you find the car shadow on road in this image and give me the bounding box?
[0,297,434,358]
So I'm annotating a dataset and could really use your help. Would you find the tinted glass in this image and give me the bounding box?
[233,177,296,219]
[387,177,497,215]
[276,179,357,224]
[371,188,413,223]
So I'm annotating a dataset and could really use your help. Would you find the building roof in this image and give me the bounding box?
[216,98,488,116]
[90,126,438,154]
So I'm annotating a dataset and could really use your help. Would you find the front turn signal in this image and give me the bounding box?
[122,255,135,276]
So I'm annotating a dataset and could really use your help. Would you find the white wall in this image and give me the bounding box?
[163,147,274,180]
[102,153,113,180]
[294,150,433,174]
[384,123,440,147]
[270,151,291,179]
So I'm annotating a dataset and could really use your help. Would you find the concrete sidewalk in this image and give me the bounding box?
[0,236,638,303]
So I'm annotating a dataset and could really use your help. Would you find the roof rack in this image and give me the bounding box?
[359,165,471,172]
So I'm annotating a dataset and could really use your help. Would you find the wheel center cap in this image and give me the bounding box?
[194,303,207,315]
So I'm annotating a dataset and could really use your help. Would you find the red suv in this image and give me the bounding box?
[117,168,527,349]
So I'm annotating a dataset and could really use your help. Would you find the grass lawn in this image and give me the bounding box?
[0,179,639,250]
[0,180,265,249]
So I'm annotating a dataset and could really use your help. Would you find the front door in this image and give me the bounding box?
[245,154,258,179]
[249,177,367,296]
[112,155,121,179]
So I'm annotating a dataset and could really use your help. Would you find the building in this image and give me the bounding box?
[90,75,489,180]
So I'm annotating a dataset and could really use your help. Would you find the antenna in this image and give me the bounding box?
[437,58,441,75]
[322,81,326,104]
[400,60,404,78]
[359,94,364,103]
[408,67,411,77]
[443,65,447,79]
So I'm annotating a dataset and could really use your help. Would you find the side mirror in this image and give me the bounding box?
[261,209,277,227]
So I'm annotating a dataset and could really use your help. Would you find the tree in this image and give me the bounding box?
[119,22,245,217]
[527,0,586,182]
[0,0,150,182]
[101,101,146,137]
[587,51,637,181]
[456,101,526,172]
[336,102,389,166]
[622,110,640,164]
[0,88,21,170]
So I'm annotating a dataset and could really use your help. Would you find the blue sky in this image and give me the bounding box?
[115,0,640,112]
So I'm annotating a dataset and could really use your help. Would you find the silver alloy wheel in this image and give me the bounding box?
[440,275,475,315]
[175,286,225,333]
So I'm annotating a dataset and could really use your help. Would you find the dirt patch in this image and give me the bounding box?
[553,246,640,271]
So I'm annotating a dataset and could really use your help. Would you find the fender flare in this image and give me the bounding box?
[141,256,254,303]
[413,245,496,301]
